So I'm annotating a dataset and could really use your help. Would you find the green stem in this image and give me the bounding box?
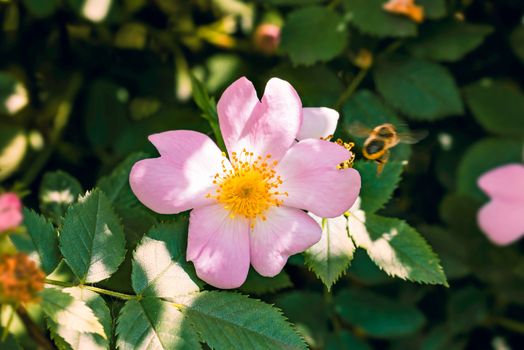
[1,304,17,341]
[335,69,368,110]
[45,279,136,301]
[323,287,342,333]
[493,317,524,334]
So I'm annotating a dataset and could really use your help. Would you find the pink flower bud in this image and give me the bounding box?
[0,193,23,233]
[254,23,281,55]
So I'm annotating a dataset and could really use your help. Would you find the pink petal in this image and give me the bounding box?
[478,163,524,201]
[187,204,250,289]
[217,77,302,160]
[250,206,321,277]
[277,139,361,218]
[130,130,228,214]
[0,193,23,232]
[478,200,524,245]
[296,107,339,140]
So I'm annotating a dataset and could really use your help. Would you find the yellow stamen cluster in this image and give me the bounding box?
[0,253,45,304]
[336,139,356,169]
[208,149,288,224]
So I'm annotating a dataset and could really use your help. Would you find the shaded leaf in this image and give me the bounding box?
[407,21,492,62]
[335,288,425,337]
[275,291,328,348]
[355,160,403,213]
[281,7,347,66]
[510,25,524,62]
[374,58,463,120]
[175,291,306,350]
[457,138,523,201]
[464,79,524,136]
[343,0,417,38]
[11,208,61,274]
[239,269,292,295]
[326,330,372,350]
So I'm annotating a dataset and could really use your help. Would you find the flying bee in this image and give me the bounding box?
[348,123,427,174]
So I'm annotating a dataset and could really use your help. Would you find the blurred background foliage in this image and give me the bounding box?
[1,0,524,349]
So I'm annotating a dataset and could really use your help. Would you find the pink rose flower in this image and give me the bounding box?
[130,77,360,288]
[0,193,23,233]
[477,163,524,245]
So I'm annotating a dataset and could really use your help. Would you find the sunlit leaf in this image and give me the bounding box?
[131,222,201,298]
[116,297,200,350]
[348,211,447,285]
[304,214,355,290]
[47,287,111,350]
[41,288,106,339]
[0,125,27,181]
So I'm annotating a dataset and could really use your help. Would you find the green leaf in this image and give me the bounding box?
[0,332,22,350]
[407,21,493,62]
[84,79,129,151]
[348,212,447,285]
[373,58,463,120]
[40,288,106,339]
[239,269,292,295]
[457,138,523,201]
[266,0,323,5]
[11,208,61,274]
[281,7,347,66]
[97,152,149,211]
[510,25,524,62]
[131,222,201,298]
[335,288,425,338]
[447,287,488,333]
[343,0,417,38]
[0,124,27,181]
[355,160,403,213]
[326,330,372,350]
[60,189,126,283]
[275,292,328,348]
[342,90,411,161]
[39,170,83,225]
[417,0,446,19]
[190,74,225,150]
[175,291,306,350]
[47,287,111,350]
[463,79,524,136]
[0,73,28,115]
[304,215,355,290]
[22,0,58,18]
[116,297,200,350]
[270,64,343,106]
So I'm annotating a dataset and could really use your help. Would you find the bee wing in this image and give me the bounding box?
[397,129,428,144]
[347,121,373,138]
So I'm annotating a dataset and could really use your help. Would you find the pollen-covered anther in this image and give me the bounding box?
[335,139,356,169]
[208,150,287,223]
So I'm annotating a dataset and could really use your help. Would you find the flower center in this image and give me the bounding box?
[208,150,287,222]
